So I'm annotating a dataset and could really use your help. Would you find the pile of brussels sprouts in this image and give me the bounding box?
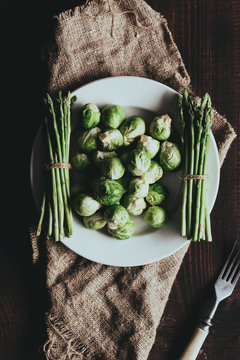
[70,103,181,240]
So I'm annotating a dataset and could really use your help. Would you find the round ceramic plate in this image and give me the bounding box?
[30,76,220,267]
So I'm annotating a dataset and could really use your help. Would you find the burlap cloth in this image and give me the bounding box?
[31,1,236,359]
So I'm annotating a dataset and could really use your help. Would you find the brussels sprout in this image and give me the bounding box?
[99,129,123,151]
[127,149,151,176]
[150,114,172,141]
[104,204,129,230]
[137,135,160,159]
[93,150,117,167]
[101,157,125,180]
[71,153,90,171]
[120,116,146,146]
[78,127,101,152]
[70,183,86,198]
[94,179,124,206]
[143,206,167,228]
[128,177,149,197]
[83,210,107,230]
[80,103,101,129]
[159,141,181,171]
[117,172,132,193]
[146,184,168,205]
[122,194,147,216]
[141,160,163,184]
[101,105,125,129]
[71,194,101,216]
[107,217,135,240]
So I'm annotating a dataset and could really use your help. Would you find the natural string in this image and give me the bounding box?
[184,174,208,180]
[46,163,72,170]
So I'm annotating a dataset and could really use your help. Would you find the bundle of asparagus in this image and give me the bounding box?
[179,90,213,241]
[37,92,76,241]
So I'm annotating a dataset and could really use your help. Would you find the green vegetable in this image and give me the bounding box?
[36,193,46,238]
[78,127,101,152]
[128,177,149,197]
[120,116,146,146]
[71,194,101,216]
[107,217,135,240]
[101,157,125,180]
[159,141,181,171]
[137,135,160,159]
[99,129,123,150]
[83,210,107,230]
[71,153,90,171]
[141,160,163,184]
[80,103,101,129]
[94,179,124,206]
[101,104,125,129]
[127,149,151,176]
[104,204,129,230]
[146,184,168,205]
[37,92,76,241]
[149,114,172,140]
[143,206,167,228]
[179,90,213,241]
[122,194,147,216]
[93,150,117,167]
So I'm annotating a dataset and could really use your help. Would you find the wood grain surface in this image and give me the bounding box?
[1,1,239,359]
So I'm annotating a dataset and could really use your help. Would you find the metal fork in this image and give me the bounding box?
[179,242,240,360]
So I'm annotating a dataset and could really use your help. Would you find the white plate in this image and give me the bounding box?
[30,76,220,267]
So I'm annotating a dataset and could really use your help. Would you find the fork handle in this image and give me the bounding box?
[179,326,209,360]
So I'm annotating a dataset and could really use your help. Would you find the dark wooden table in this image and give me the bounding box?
[1,1,239,359]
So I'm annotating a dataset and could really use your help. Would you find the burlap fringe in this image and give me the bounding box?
[55,0,152,38]
[54,0,113,21]
[29,226,39,264]
[43,313,97,360]
[54,0,102,20]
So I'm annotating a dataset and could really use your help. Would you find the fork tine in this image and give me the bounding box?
[223,251,240,280]
[229,257,240,282]
[232,266,240,286]
[218,241,238,279]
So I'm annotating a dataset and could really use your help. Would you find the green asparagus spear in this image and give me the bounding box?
[47,201,53,239]
[54,153,64,240]
[183,91,195,238]
[179,94,188,236]
[45,116,59,241]
[36,192,46,236]
[194,94,209,184]
[193,102,212,241]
